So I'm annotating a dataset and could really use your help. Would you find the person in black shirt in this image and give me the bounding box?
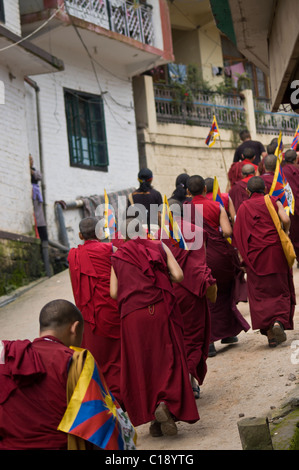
[233,129,267,165]
[127,168,162,236]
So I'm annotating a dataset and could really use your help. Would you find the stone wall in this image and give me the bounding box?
[0,232,44,297]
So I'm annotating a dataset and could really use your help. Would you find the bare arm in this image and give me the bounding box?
[219,205,233,238]
[110,266,118,299]
[162,242,184,283]
[276,200,291,234]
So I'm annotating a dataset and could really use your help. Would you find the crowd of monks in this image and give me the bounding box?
[1,135,298,449]
[67,136,299,440]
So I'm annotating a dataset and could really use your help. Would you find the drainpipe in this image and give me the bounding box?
[24,76,51,277]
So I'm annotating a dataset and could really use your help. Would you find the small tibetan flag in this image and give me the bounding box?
[205,115,220,148]
[274,131,283,163]
[104,189,116,239]
[212,176,224,207]
[269,159,295,215]
[161,195,188,250]
[291,126,299,150]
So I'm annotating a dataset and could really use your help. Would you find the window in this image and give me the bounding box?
[64,89,109,171]
[0,0,5,23]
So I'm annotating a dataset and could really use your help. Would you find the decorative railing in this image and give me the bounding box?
[254,98,299,136]
[64,0,154,46]
[154,84,246,129]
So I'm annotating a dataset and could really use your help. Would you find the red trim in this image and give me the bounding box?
[159,0,174,62]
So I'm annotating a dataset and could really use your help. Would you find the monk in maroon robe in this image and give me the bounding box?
[281,149,299,261]
[260,154,277,193]
[229,164,255,213]
[186,176,250,357]
[228,147,258,188]
[233,177,295,347]
[157,218,216,398]
[68,217,122,406]
[110,221,199,437]
[0,300,83,450]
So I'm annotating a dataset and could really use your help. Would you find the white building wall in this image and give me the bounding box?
[0,66,33,234]
[30,49,139,247]
[2,0,22,35]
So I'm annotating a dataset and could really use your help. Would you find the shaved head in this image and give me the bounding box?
[187,175,205,196]
[264,154,277,172]
[79,217,98,240]
[39,299,83,333]
[242,164,255,176]
[247,176,265,194]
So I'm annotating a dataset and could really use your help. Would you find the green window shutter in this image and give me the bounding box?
[64,89,109,171]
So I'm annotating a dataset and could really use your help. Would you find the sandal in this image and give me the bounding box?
[267,328,277,348]
[192,385,200,399]
[272,322,287,344]
[268,337,278,348]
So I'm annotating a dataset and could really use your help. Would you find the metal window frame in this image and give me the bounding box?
[64,88,109,171]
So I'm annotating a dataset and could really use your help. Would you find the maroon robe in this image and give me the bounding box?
[188,198,250,342]
[260,171,274,193]
[157,220,215,385]
[233,193,295,333]
[0,336,73,450]
[111,238,199,427]
[68,240,121,405]
[228,160,257,186]
[229,175,253,213]
[281,162,299,260]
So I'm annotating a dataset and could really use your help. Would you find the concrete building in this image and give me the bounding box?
[0,0,173,293]
[132,0,299,197]
[210,0,299,113]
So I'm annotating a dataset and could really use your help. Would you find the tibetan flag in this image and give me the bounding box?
[205,115,220,148]
[291,126,299,150]
[274,131,283,163]
[269,159,295,215]
[58,348,137,450]
[212,176,224,207]
[104,189,116,239]
[161,195,188,250]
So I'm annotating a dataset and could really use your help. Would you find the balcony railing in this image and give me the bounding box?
[154,84,246,129]
[254,98,299,136]
[64,0,155,46]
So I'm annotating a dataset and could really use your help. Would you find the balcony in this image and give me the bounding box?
[64,0,155,46]
[254,98,299,136]
[154,84,246,129]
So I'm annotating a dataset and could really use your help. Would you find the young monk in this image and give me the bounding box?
[0,299,135,450]
[157,210,216,398]
[110,217,200,437]
[233,176,295,347]
[68,217,122,406]
[186,175,250,357]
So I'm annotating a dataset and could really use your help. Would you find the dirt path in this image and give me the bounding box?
[1,269,299,451]
[135,271,299,450]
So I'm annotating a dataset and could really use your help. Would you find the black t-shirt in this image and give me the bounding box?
[128,187,162,228]
[233,140,265,165]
